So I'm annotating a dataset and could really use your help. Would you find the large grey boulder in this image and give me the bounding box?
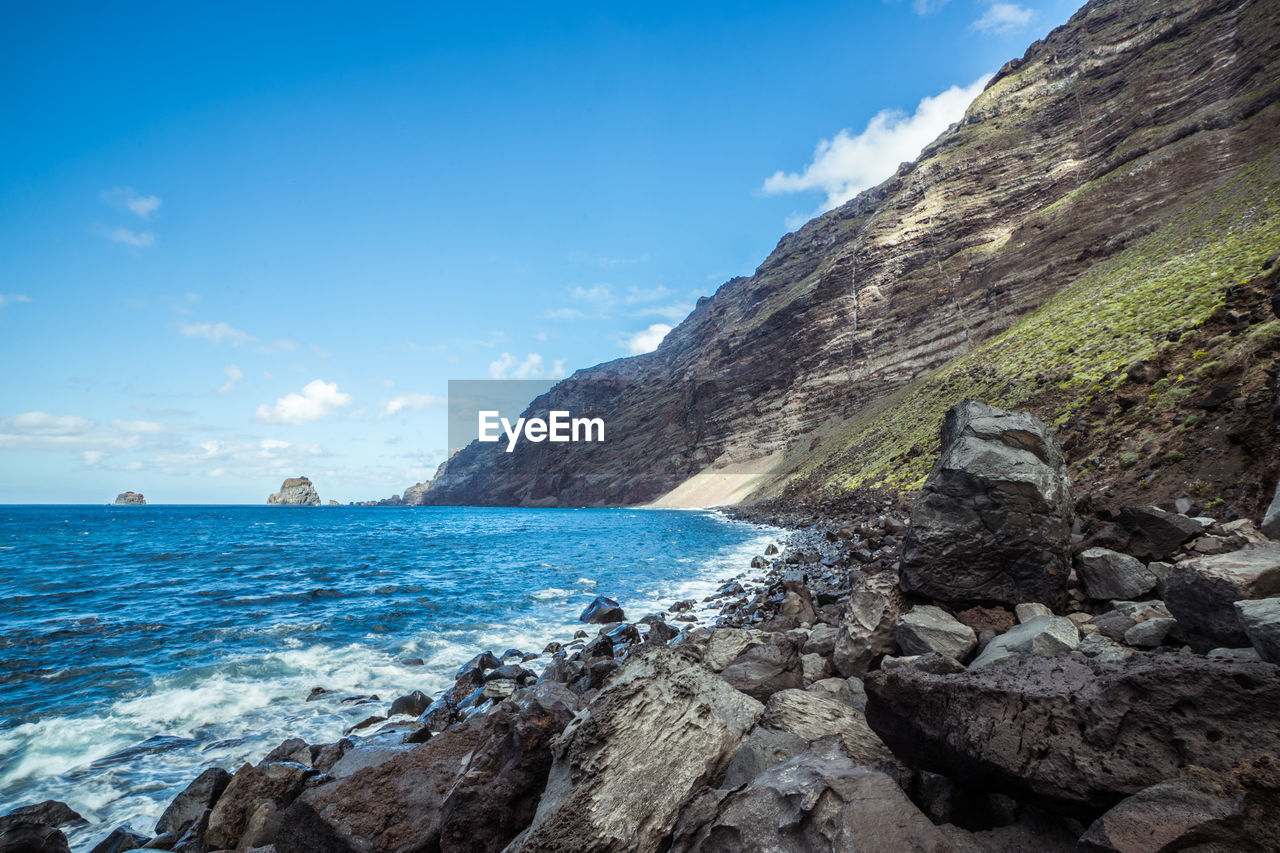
[155,767,232,837]
[1235,597,1280,663]
[720,728,808,790]
[894,605,977,661]
[719,636,804,701]
[509,646,762,852]
[900,401,1074,609]
[757,689,904,783]
[865,653,1280,810]
[1115,505,1204,560]
[1164,545,1280,649]
[968,614,1078,669]
[206,761,315,851]
[668,738,952,853]
[831,571,902,677]
[1074,548,1157,601]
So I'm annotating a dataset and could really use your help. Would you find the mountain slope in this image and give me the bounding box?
[415,0,1280,513]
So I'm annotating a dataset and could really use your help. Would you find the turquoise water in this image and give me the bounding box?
[0,505,774,848]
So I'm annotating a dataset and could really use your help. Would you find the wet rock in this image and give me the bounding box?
[486,664,535,683]
[1116,505,1204,561]
[205,761,315,850]
[668,738,951,853]
[1075,548,1157,601]
[0,824,70,853]
[456,651,501,679]
[155,766,232,836]
[764,543,779,555]
[579,596,625,624]
[345,714,387,735]
[604,623,641,648]
[895,605,977,661]
[1164,545,1280,649]
[750,555,768,568]
[388,689,431,717]
[644,620,679,645]
[1079,755,1280,852]
[278,685,579,853]
[1235,597,1280,663]
[305,686,332,701]
[508,647,762,852]
[719,636,804,702]
[831,571,902,677]
[311,739,353,775]
[262,737,312,766]
[865,653,1280,811]
[968,614,1078,669]
[900,401,1074,609]
[0,803,83,832]
[88,826,147,853]
[542,641,563,655]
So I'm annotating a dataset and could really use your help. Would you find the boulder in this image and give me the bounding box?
[1075,548,1157,601]
[806,677,867,711]
[719,637,804,702]
[1164,545,1280,648]
[801,623,837,656]
[831,571,902,677]
[0,824,70,853]
[1116,505,1203,560]
[1014,602,1053,623]
[900,401,1074,609]
[1079,755,1280,852]
[0,803,83,832]
[800,652,831,684]
[277,684,579,853]
[388,689,431,717]
[508,646,762,852]
[88,826,147,853]
[644,620,679,645]
[155,766,233,836]
[1263,483,1280,540]
[205,761,315,850]
[955,606,1016,635]
[668,738,952,853]
[579,596,625,624]
[721,727,808,790]
[757,689,904,782]
[1077,633,1134,663]
[968,614,1078,669]
[894,605,977,661]
[1235,597,1280,663]
[865,653,1280,811]
[1122,617,1176,649]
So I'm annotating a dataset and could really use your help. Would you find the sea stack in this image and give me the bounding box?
[114,491,146,505]
[267,477,321,506]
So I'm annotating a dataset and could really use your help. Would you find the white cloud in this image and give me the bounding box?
[111,419,165,433]
[382,392,447,418]
[627,324,672,355]
[1,411,95,436]
[102,187,162,218]
[82,450,106,466]
[0,294,31,309]
[761,75,991,217]
[971,2,1034,34]
[488,352,567,380]
[254,379,353,425]
[219,364,244,394]
[180,321,255,347]
[272,338,299,352]
[543,307,587,320]
[102,225,156,248]
[571,284,613,303]
[912,0,950,13]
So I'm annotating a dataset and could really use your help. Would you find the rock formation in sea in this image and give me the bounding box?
[267,477,321,506]
[113,491,145,505]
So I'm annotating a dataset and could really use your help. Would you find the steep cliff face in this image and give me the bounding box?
[268,477,321,506]
[114,491,146,505]
[418,0,1280,511]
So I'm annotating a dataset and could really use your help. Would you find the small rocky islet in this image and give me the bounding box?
[112,492,145,506]
[14,399,1280,852]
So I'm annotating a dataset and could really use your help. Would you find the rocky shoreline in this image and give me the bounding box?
[8,402,1280,852]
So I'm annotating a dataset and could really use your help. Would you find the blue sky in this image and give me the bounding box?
[0,0,1080,503]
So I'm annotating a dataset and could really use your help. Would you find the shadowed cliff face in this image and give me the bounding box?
[417,0,1280,508]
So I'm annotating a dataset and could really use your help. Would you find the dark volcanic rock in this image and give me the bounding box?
[1115,505,1203,561]
[831,571,902,677]
[0,825,70,853]
[278,684,579,853]
[155,766,232,836]
[508,647,762,852]
[0,803,83,833]
[900,401,1074,609]
[579,596,625,624]
[204,761,315,850]
[1074,547,1157,601]
[668,738,951,852]
[865,653,1280,812]
[88,826,147,853]
[719,636,804,702]
[1164,545,1280,649]
[388,689,431,717]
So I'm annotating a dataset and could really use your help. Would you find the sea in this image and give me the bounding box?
[0,505,778,850]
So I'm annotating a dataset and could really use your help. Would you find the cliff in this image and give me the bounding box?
[267,477,321,506]
[114,491,146,505]
[414,0,1280,514]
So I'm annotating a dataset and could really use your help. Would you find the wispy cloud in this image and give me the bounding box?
[101,225,156,248]
[382,392,446,418]
[488,353,567,380]
[911,0,950,14]
[180,321,255,346]
[971,2,1034,34]
[543,307,588,320]
[627,324,672,355]
[102,187,162,219]
[254,379,353,425]
[0,294,31,309]
[219,364,244,394]
[761,75,991,220]
[568,251,650,269]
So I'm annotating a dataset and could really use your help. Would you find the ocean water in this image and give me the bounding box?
[0,505,777,849]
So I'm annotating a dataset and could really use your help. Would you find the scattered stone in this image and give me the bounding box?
[306,687,331,702]
[764,543,779,556]
[750,555,768,568]
[1075,548,1157,601]
[579,596,625,624]
[345,715,387,735]
[894,605,977,661]
[1077,633,1133,662]
[0,824,70,853]
[900,401,1074,609]
[1234,597,1280,663]
[865,653,1280,810]
[456,651,501,679]
[670,599,696,613]
[1164,545,1280,649]
[1123,617,1176,648]
[388,690,431,717]
[968,614,1078,669]
[1116,505,1204,561]
[401,657,424,666]
[1014,602,1054,623]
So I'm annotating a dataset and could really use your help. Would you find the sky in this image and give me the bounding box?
[0,0,1082,503]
